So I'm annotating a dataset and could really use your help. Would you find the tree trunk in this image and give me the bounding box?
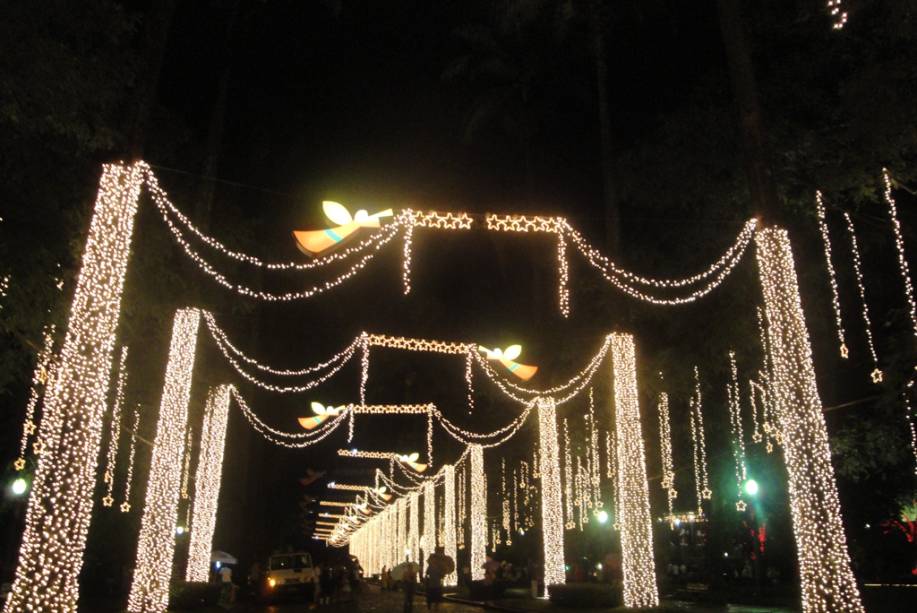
[128,0,177,160]
[716,0,781,225]
[589,1,620,256]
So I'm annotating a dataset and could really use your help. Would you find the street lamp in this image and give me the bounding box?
[744,479,759,497]
[596,510,609,524]
[11,478,28,496]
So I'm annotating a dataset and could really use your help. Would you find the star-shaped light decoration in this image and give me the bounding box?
[13,457,26,471]
[702,487,713,500]
[478,344,538,381]
[24,420,36,435]
[298,402,344,430]
[120,502,131,513]
[102,495,114,507]
[31,441,42,455]
[840,343,849,359]
[736,500,748,512]
[292,201,394,256]
[871,368,884,384]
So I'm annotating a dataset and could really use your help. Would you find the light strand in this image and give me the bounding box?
[826,1,848,29]
[656,386,676,521]
[15,324,56,470]
[537,397,566,585]
[443,464,458,585]
[469,444,486,580]
[727,351,748,511]
[843,212,883,383]
[881,169,917,345]
[689,366,711,515]
[815,192,849,358]
[102,346,129,507]
[120,405,140,513]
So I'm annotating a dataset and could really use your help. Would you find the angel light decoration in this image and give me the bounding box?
[397,452,428,473]
[478,344,538,381]
[298,401,344,430]
[292,201,393,256]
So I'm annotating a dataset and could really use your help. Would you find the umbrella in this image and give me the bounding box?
[389,561,419,581]
[210,551,238,565]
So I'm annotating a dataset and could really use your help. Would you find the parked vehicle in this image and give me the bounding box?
[261,552,315,602]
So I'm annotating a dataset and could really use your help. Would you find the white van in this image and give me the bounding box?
[262,552,315,601]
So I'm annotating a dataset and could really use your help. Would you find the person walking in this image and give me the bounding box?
[424,546,454,611]
[402,562,417,613]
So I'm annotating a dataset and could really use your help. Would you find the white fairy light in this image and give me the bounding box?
[15,324,56,471]
[610,333,658,607]
[562,419,574,528]
[469,444,486,580]
[827,1,848,29]
[443,464,458,585]
[102,346,129,506]
[4,161,144,613]
[457,462,466,549]
[465,349,475,414]
[815,192,849,358]
[537,397,566,585]
[186,385,231,582]
[402,210,415,294]
[881,169,917,345]
[501,459,510,539]
[128,309,200,613]
[180,426,193,501]
[727,351,748,511]
[756,227,864,613]
[121,405,141,512]
[689,366,711,515]
[587,389,601,510]
[422,481,436,560]
[843,212,883,383]
[409,492,420,562]
[904,381,917,476]
[656,387,676,521]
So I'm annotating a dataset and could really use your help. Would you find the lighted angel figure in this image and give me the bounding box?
[478,344,538,381]
[298,401,344,430]
[374,486,393,502]
[292,201,393,256]
[397,452,428,473]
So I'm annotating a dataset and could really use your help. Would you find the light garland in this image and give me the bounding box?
[443,464,457,585]
[536,397,566,585]
[121,405,140,512]
[415,210,474,230]
[186,385,231,582]
[656,387,677,521]
[881,169,917,345]
[102,346,129,506]
[827,0,848,29]
[15,324,56,471]
[689,366,711,515]
[4,161,144,613]
[469,444,486,580]
[727,352,748,511]
[128,308,201,613]
[0,274,9,308]
[843,212,883,383]
[610,334,659,607]
[815,192,849,358]
[756,227,864,613]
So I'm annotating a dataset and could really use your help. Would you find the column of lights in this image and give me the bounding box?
[689,366,711,515]
[398,496,408,562]
[186,385,231,582]
[15,324,56,471]
[756,227,864,613]
[422,481,436,560]
[610,333,659,608]
[128,308,200,613]
[469,444,486,580]
[4,161,144,613]
[102,346,129,506]
[180,426,193,502]
[815,192,849,357]
[501,459,510,542]
[843,212,883,383]
[587,389,602,510]
[575,455,587,530]
[881,169,917,344]
[409,492,420,562]
[563,419,574,528]
[535,398,566,585]
[727,352,748,511]
[121,404,141,512]
[609,429,619,530]
[443,464,458,585]
[457,462,466,549]
[465,350,475,414]
[657,388,677,521]
[748,380,763,444]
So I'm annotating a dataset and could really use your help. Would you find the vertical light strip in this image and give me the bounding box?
[398,496,408,563]
[727,351,748,511]
[843,212,883,383]
[610,333,659,608]
[4,161,144,613]
[409,492,420,562]
[755,227,864,613]
[186,385,232,582]
[537,397,566,586]
[815,192,849,358]
[15,324,56,471]
[422,480,436,561]
[120,404,141,512]
[102,345,129,507]
[128,308,201,613]
[562,419,574,528]
[881,169,917,344]
[469,444,486,580]
[443,465,457,585]
[657,389,676,520]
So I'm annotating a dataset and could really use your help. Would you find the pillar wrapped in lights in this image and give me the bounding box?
[186,385,232,581]
[536,398,566,586]
[422,481,436,560]
[128,308,201,613]
[3,161,144,613]
[469,444,487,580]
[755,228,864,613]
[409,492,420,562]
[443,465,458,585]
[610,333,659,608]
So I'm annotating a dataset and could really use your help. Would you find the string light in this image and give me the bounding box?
[128,308,201,613]
[904,381,917,476]
[465,350,475,414]
[815,192,849,357]
[186,385,231,582]
[102,346,129,506]
[610,334,659,607]
[15,324,56,471]
[443,464,458,585]
[415,210,474,230]
[469,444,486,580]
[4,161,144,613]
[501,459,510,540]
[121,405,140,512]
[563,419,574,528]
[756,227,864,613]
[0,274,9,308]
[402,210,415,294]
[422,481,436,559]
[587,389,601,510]
[827,1,848,29]
[727,352,748,511]
[843,212,883,382]
[656,387,676,521]
[689,366,711,515]
[180,426,193,501]
[881,169,917,345]
[409,492,420,562]
[535,397,566,585]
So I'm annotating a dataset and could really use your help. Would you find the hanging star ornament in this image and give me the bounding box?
[702,487,713,500]
[298,402,344,430]
[871,368,884,384]
[102,495,114,507]
[13,457,26,471]
[840,343,849,359]
[736,500,748,512]
[120,502,131,513]
[478,344,538,381]
[292,201,393,256]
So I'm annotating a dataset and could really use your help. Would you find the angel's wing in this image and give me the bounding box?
[311,401,326,415]
[323,201,353,225]
[503,344,522,361]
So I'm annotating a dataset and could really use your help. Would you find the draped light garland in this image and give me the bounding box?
[843,212,883,383]
[756,227,864,613]
[562,419,574,528]
[102,346,129,507]
[815,192,849,358]
[610,333,659,608]
[128,308,200,613]
[180,426,193,502]
[15,324,56,471]
[3,161,144,613]
[186,385,231,582]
